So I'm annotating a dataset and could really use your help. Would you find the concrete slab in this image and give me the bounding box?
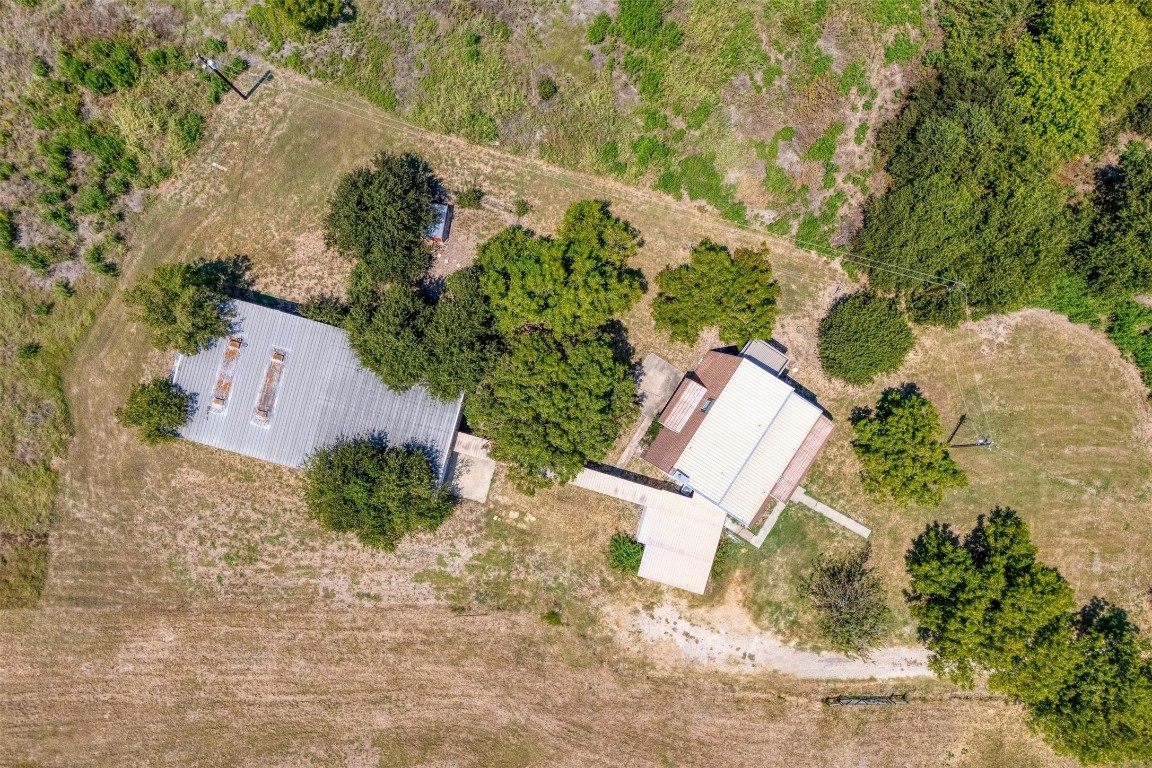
[791,487,871,538]
[636,354,684,417]
[447,444,496,504]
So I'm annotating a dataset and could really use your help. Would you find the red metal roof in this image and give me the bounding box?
[643,351,742,474]
[769,414,834,504]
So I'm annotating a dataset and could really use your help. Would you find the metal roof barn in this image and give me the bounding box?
[171,300,462,479]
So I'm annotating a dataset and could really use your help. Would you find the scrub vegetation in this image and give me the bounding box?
[228,0,927,239]
[0,2,238,607]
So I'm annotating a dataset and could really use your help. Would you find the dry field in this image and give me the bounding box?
[1,73,1149,767]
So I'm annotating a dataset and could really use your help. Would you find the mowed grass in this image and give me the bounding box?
[0,73,1138,765]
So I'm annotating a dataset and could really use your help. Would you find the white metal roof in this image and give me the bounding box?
[659,378,706,432]
[720,395,822,523]
[636,495,727,594]
[672,358,824,522]
[171,300,462,478]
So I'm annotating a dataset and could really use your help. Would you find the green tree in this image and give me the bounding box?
[476,200,643,338]
[267,0,343,32]
[464,331,636,490]
[1029,600,1152,764]
[817,292,916,385]
[1015,2,1150,158]
[801,544,892,658]
[124,261,234,354]
[851,386,967,506]
[423,266,505,400]
[346,283,432,392]
[853,64,1073,313]
[905,509,1152,763]
[324,151,437,285]
[608,532,644,573]
[651,239,781,347]
[115,378,191,445]
[303,440,454,551]
[905,509,1078,688]
[1076,141,1152,296]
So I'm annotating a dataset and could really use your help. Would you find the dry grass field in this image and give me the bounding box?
[2,73,1150,766]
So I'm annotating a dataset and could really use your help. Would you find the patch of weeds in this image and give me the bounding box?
[884,32,921,64]
[854,121,869,145]
[665,154,748,224]
[838,61,869,95]
[867,0,923,27]
[0,542,48,608]
[17,342,41,359]
[767,216,794,235]
[803,122,844,163]
[541,609,564,626]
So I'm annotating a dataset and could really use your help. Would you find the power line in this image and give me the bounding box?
[280,80,999,440]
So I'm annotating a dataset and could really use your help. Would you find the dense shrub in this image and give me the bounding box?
[587,12,612,45]
[651,239,780,346]
[124,260,235,354]
[455,186,484,209]
[607,532,643,573]
[464,331,636,490]
[475,200,643,338]
[817,291,915,385]
[1076,141,1152,297]
[324,151,437,285]
[1107,299,1152,389]
[115,378,191,445]
[1015,2,1150,158]
[853,63,1073,313]
[851,385,967,507]
[801,544,891,658]
[303,440,454,551]
[537,76,558,101]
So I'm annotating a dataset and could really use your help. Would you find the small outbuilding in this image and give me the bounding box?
[427,203,452,243]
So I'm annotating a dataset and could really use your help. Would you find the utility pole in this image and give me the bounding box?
[196,55,247,100]
[952,437,994,450]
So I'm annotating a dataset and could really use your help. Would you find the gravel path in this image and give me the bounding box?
[623,601,932,680]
